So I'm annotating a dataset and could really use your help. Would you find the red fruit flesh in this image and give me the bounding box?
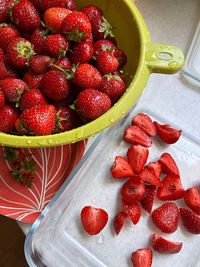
[141,185,156,214]
[131,248,153,267]
[180,208,200,234]
[157,174,185,201]
[127,145,149,173]
[139,167,162,187]
[124,126,152,147]
[81,206,108,235]
[159,152,180,176]
[184,187,200,215]
[121,177,145,204]
[111,156,134,179]
[145,162,161,178]
[154,121,182,144]
[152,234,183,254]
[113,211,127,235]
[132,113,156,137]
[122,200,141,225]
[152,202,179,233]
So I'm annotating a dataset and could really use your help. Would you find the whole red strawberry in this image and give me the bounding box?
[73,63,103,89]
[80,5,103,24]
[23,71,42,88]
[76,88,111,121]
[19,88,47,111]
[70,42,94,64]
[0,88,5,108]
[50,57,71,71]
[44,7,72,32]
[20,104,56,135]
[0,104,19,133]
[41,70,70,101]
[1,78,27,105]
[30,27,49,54]
[98,73,126,104]
[0,0,14,23]
[60,11,92,43]
[152,202,179,233]
[6,37,35,69]
[45,34,69,57]
[96,51,119,74]
[29,55,51,74]
[0,58,18,79]
[92,16,115,41]
[55,107,79,132]
[114,48,127,68]
[0,24,19,52]
[31,0,76,12]
[11,0,41,32]
[93,39,116,55]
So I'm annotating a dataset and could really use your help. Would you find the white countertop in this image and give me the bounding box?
[18,0,200,235]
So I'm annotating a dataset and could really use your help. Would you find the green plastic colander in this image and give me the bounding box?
[0,0,184,147]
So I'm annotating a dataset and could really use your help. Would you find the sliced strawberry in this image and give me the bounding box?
[111,156,134,179]
[157,174,185,201]
[139,167,162,186]
[159,153,180,176]
[152,233,183,254]
[141,185,156,214]
[122,200,141,224]
[154,121,182,144]
[184,186,200,215]
[124,125,152,147]
[180,208,200,234]
[113,211,127,235]
[127,145,149,173]
[121,177,145,204]
[152,202,179,233]
[145,161,161,178]
[131,248,153,267]
[81,206,108,235]
[132,113,156,137]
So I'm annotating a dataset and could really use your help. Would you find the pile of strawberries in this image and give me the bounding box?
[80,113,200,267]
[0,0,127,136]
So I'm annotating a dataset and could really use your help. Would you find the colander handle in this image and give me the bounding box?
[145,43,185,74]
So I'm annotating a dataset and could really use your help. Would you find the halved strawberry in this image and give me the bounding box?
[157,174,185,201]
[154,121,182,144]
[132,113,156,137]
[152,202,179,233]
[141,185,156,214]
[124,126,152,147]
[184,187,200,215]
[122,200,141,225]
[131,248,153,267]
[81,206,108,235]
[145,162,161,178]
[180,208,200,234]
[113,211,127,235]
[152,234,183,254]
[111,156,134,179]
[139,167,162,187]
[121,177,145,204]
[127,145,149,173]
[159,153,180,176]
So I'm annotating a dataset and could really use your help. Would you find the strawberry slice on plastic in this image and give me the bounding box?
[132,113,156,137]
[180,208,200,234]
[127,145,149,173]
[152,233,183,254]
[184,186,200,215]
[122,200,141,224]
[111,156,134,178]
[81,206,108,235]
[154,121,182,144]
[124,125,152,147]
[146,161,162,178]
[121,177,145,204]
[139,167,162,186]
[159,153,180,176]
[157,174,185,201]
[131,248,153,267]
[141,185,156,214]
[113,211,127,235]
